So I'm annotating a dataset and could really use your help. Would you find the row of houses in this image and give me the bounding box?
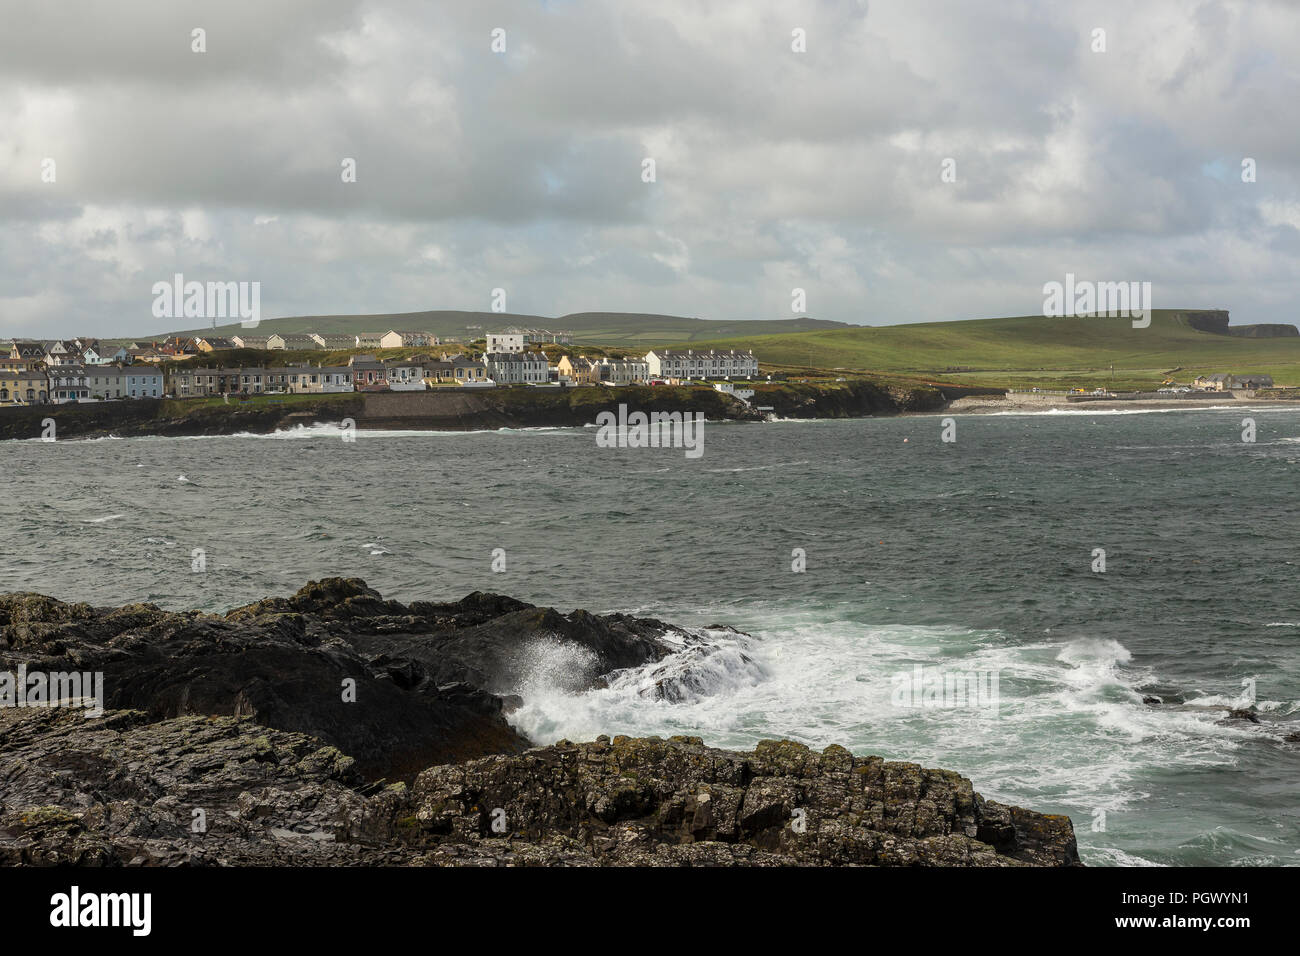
[164,347,758,397]
[229,330,441,351]
[0,365,165,404]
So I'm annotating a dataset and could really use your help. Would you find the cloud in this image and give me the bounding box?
[0,0,1298,336]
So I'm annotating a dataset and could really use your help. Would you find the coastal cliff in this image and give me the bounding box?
[0,579,1079,867]
[0,379,998,441]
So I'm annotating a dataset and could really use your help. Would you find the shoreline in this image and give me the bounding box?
[934,395,1300,415]
[4,384,1297,442]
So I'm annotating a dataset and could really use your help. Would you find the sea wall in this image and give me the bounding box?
[356,385,760,430]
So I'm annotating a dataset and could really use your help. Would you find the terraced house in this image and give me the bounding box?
[0,369,46,404]
[423,355,487,386]
[485,351,549,384]
[167,367,266,397]
[644,348,758,381]
[594,357,649,385]
[47,366,90,403]
[263,366,355,393]
[556,354,598,384]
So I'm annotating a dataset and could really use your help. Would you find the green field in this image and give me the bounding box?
[672,310,1300,389]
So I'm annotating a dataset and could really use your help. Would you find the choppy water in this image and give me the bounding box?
[2,408,1298,866]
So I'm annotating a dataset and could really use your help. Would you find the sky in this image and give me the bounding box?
[1,0,1298,338]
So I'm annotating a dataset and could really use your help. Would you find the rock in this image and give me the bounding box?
[0,579,681,779]
[0,581,1080,867]
[1142,696,1161,705]
[0,709,1080,867]
[1225,708,1261,724]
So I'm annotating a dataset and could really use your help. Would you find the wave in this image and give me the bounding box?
[989,405,1248,417]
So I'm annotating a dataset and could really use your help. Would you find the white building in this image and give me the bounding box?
[485,332,526,354]
[47,366,90,403]
[645,348,758,381]
[379,330,438,349]
[714,382,755,401]
[383,359,427,390]
[484,351,550,384]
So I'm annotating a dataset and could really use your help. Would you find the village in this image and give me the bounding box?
[0,327,761,405]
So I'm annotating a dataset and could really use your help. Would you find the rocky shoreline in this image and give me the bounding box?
[0,381,998,441]
[0,579,1080,866]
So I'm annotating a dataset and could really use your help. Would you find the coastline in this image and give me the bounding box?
[935,394,1300,415]
[4,381,1295,442]
[0,578,1081,867]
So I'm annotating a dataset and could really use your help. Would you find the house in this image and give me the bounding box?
[195,337,235,352]
[267,334,321,350]
[166,367,267,397]
[264,366,349,393]
[127,347,165,364]
[383,359,427,390]
[644,348,758,381]
[46,366,91,403]
[485,332,526,354]
[594,357,649,385]
[507,328,573,345]
[309,333,357,350]
[320,367,355,392]
[79,344,106,365]
[82,365,162,399]
[484,351,549,384]
[1231,374,1274,389]
[354,332,385,349]
[379,330,438,349]
[348,354,388,389]
[423,356,488,386]
[714,382,756,402]
[1194,373,1275,391]
[85,366,127,399]
[231,335,270,349]
[0,369,47,404]
[556,355,599,384]
[44,341,81,366]
[9,341,47,369]
[125,366,164,398]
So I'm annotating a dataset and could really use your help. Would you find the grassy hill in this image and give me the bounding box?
[673,310,1300,390]
[159,311,850,346]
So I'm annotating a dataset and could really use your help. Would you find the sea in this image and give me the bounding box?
[2,406,1297,867]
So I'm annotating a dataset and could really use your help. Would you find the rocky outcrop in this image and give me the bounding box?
[0,395,364,442]
[0,578,675,779]
[0,709,1079,866]
[0,580,1080,866]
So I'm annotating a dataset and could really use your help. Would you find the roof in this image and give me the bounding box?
[485,351,547,363]
[649,348,755,359]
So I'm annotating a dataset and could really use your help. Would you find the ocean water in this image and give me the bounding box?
[2,408,1298,867]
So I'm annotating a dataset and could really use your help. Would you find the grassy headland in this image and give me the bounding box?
[671,310,1300,391]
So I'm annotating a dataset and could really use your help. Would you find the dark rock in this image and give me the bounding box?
[1225,708,1261,724]
[0,579,681,779]
[1142,696,1161,705]
[0,710,1079,867]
